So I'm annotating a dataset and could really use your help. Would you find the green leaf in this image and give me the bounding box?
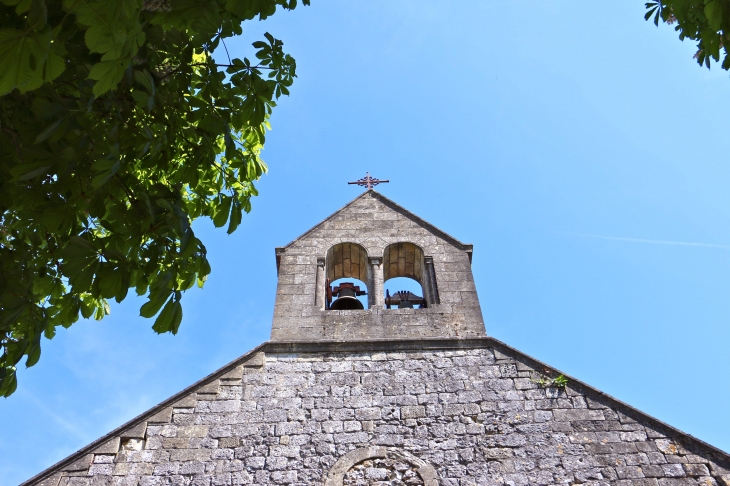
[131,89,150,107]
[88,60,126,97]
[180,229,198,259]
[34,118,63,143]
[212,194,232,227]
[91,159,121,188]
[12,0,31,15]
[133,69,155,94]
[10,162,51,180]
[28,0,47,28]
[44,320,56,339]
[1,303,26,327]
[43,48,66,83]
[25,343,41,367]
[69,264,96,292]
[152,298,182,334]
[705,0,723,30]
[85,25,118,54]
[644,6,657,21]
[0,29,37,95]
[80,299,95,319]
[135,273,149,296]
[227,199,242,234]
[0,372,18,398]
[67,236,98,253]
[97,268,123,299]
[140,294,169,318]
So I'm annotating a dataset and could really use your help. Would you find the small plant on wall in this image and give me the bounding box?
[532,369,569,389]
[552,374,568,389]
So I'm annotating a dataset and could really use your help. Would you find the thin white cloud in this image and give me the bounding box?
[567,232,730,249]
[18,390,89,442]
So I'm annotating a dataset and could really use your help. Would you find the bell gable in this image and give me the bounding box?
[271,190,485,342]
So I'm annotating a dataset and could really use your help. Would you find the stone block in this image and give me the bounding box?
[161,437,189,449]
[401,406,426,419]
[173,394,197,408]
[120,422,147,439]
[169,449,212,461]
[35,473,62,486]
[631,480,659,486]
[220,365,243,382]
[112,462,154,476]
[354,407,381,421]
[661,464,686,477]
[553,409,606,421]
[63,454,93,473]
[176,425,209,437]
[147,407,172,424]
[197,380,220,395]
[616,466,645,479]
[655,439,678,454]
[657,480,698,486]
[642,465,666,477]
[717,475,730,486]
[88,464,113,476]
[621,431,648,442]
[683,463,710,477]
[92,438,120,454]
[709,460,730,476]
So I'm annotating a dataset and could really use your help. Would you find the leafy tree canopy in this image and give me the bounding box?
[646,0,730,69]
[0,0,307,397]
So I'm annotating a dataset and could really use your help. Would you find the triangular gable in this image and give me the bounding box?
[277,190,473,253]
[24,337,730,485]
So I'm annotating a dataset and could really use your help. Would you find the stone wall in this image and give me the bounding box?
[28,339,730,486]
[271,191,485,342]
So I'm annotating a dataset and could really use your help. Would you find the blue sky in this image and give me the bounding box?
[3,2,730,484]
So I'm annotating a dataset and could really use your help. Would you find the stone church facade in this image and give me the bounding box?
[24,191,730,486]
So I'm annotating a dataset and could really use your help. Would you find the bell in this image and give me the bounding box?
[330,295,364,310]
[385,290,426,309]
[337,287,358,299]
[328,281,367,310]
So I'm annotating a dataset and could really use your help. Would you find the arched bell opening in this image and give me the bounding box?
[383,242,428,309]
[384,277,426,309]
[325,242,370,310]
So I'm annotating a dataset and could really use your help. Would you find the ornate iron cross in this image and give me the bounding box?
[348,172,389,190]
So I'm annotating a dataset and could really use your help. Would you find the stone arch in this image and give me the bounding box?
[382,242,439,307]
[327,242,368,282]
[383,242,424,284]
[324,446,439,486]
[324,242,370,310]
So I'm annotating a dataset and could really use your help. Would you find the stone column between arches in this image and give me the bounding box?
[423,256,439,306]
[315,257,326,309]
[368,257,384,309]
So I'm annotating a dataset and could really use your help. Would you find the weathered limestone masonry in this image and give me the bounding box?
[23,191,730,486]
[23,340,730,486]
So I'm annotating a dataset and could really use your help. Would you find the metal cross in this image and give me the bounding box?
[348,172,389,190]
